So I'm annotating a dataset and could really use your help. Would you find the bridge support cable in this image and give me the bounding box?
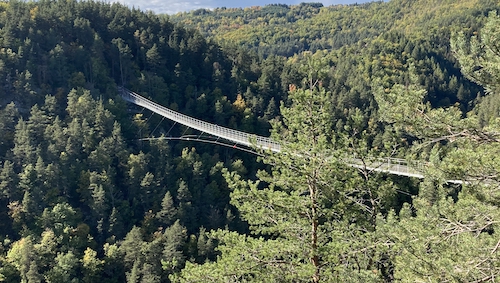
[138,136,263,156]
[119,87,281,152]
[181,125,191,137]
[165,121,177,137]
[196,131,205,141]
[151,116,165,137]
[119,87,447,180]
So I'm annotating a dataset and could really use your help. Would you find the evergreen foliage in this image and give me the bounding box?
[0,0,498,281]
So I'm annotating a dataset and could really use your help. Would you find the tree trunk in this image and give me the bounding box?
[309,180,320,283]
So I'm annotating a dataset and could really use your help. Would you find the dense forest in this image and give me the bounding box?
[0,0,499,282]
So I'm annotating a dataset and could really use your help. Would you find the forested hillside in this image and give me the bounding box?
[172,0,500,109]
[171,0,498,56]
[0,0,499,282]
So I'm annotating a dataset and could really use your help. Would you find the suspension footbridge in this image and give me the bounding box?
[119,87,457,182]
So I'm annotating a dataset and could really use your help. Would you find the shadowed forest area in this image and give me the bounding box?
[0,0,500,282]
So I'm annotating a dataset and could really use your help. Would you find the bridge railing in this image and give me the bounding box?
[120,87,428,178]
[345,156,426,178]
[119,88,282,152]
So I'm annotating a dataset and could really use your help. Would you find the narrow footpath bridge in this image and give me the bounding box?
[119,87,455,181]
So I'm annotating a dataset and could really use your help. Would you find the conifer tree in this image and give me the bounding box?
[373,13,500,281]
[175,52,393,282]
[156,191,177,227]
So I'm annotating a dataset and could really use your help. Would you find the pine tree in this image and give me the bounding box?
[0,160,17,200]
[12,119,36,166]
[156,191,176,227]
[0,102,19,157]
[108,207,125,239]
[161,220,186,273]
[174,52,391,282]
[372,14,500,281]
[451,11,500,97]
[91,184,107,235]
[121,226,144,268]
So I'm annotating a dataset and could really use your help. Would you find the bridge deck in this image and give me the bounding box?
[120,88,281,152]
[119,88,452,181]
